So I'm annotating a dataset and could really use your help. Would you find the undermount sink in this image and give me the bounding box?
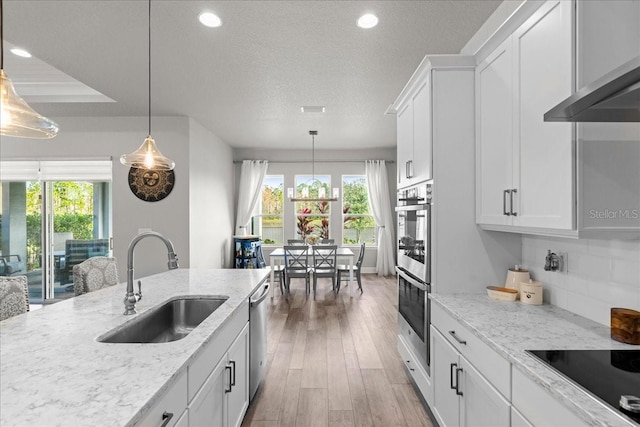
[98,296,228,344]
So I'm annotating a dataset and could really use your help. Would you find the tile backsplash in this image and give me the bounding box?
[521,235,640,326]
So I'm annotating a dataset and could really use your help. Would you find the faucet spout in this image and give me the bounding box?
[124,231,179,315]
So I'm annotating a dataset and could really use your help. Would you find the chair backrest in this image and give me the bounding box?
[0,275,29,321]
[73,256,119,296]
[283,246,309,273]
[287,239,306,245]
[320,239,335,245]
[0,254,25,276]
[356,242,366,268]
[312,245,337,272]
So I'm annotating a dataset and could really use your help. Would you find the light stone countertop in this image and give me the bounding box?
[0,268,269,427]
[430,293,638,427]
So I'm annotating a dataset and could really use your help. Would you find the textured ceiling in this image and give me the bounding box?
[3,0,501,149]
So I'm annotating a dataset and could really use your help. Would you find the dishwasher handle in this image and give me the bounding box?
[250,282,270,307]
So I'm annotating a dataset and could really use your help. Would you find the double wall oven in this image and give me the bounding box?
[396,181,432,373]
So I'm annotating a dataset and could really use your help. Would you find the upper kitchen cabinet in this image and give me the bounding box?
[391,56,475,189]
[395,72,432,188]
[476,0,574,235]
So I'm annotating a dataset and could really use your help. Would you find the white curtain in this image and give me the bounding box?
[365,160,396,276]
[234,160,268,236]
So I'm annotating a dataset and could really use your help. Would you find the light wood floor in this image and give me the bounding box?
[241,274,435,427]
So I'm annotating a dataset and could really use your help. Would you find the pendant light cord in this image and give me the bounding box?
[1,0,5,70]
[311,132,315,181]
[148,0,151,135]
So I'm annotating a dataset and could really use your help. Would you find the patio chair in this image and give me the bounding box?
[337,242,365,293]
[0,275,30,321]
[283,245,311,295]
[0,255,26,277]
[311,245,337,297]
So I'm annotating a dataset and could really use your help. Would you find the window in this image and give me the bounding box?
[294,174,331,240]
[252,176,283,245]
[342,175,376,245]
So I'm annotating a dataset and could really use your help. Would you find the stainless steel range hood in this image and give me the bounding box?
[544,56,640,122]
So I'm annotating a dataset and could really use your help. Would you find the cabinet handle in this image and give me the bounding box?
[448,330,467,345]
[503,190,511,216]
[160,411,174,427]
[510,189,517,216]
[225,365,233,393]
[230,360,236,386]
[406,160,413,179]
[450,363,457,390]
[455,367,464,396]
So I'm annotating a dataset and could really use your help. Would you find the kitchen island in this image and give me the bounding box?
[0,268,269,427]
[430,293,638,427]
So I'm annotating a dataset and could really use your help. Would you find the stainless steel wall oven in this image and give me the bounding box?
[396,181,432,373]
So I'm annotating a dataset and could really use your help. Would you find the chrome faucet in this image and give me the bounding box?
[124,231,179,315]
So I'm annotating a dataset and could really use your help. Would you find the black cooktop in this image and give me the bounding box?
[527,350,640,423]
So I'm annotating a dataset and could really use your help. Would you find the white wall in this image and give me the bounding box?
[232,147,396,272]
[522,235,640,326]
[189,119,234,268]
[1,115,233,280]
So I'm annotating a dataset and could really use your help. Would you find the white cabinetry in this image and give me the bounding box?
[476,0,574,234]
[512,367,588,427]
[431,328,510,427]
[138,371,188,427]
[189,323,249,427]
[183,300,249,427]
[395,75,432,188]
[431,304,511,427]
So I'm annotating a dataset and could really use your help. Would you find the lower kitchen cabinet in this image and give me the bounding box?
[138,371,188,427]
[432,328,510,427]
[189,323,249,427]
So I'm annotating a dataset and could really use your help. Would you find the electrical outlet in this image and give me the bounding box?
[559,251,568,273]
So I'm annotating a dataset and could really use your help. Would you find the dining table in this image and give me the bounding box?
[268,246,356,297]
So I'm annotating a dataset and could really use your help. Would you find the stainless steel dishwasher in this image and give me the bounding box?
[249,281,270,402]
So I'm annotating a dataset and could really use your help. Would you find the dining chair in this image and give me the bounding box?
[320,239,335,245]
[337,242,365,293]
[287,239,306,245]
[283,245,311,295]
[73,256,119,296]
[0,275,30,321]
[311,245,337,297]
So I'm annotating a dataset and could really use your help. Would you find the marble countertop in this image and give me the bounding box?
[0,268,269,427]
[430,293,637,427]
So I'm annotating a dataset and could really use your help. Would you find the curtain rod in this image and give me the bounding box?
[233,160,395,164]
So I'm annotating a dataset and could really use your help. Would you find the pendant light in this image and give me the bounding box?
[120,0,175,171]
[288,130,339,202]
[0,0,59,139]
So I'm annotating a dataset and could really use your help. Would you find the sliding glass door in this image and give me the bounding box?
[0,161,112,304]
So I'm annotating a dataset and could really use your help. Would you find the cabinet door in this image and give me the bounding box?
[189,357,227,427]
[227,324,250,427]
[431,328,460,427]
[458,357,510,427]
[512,0,573,229]
[412,77,432,182]
[476,38,513,226]
[397,102,414,187]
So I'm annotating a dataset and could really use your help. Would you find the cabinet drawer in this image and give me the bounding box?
[398,334,433,405]
[512,367,588,427]
[431,303,510,398]
[138,371,188,427]
[189,301,249,401]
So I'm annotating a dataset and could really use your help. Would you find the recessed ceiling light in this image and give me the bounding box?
[301,106,326,113]
[199,12,222,28]
[357,13,378,29]
[10,48,32,58]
